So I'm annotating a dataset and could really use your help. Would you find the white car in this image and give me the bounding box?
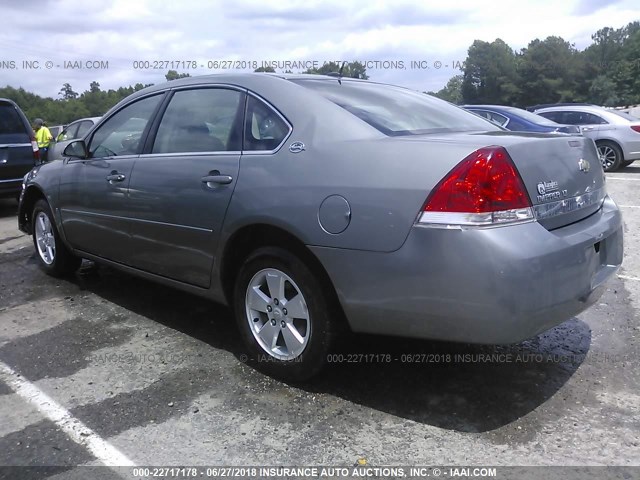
[49,117,101,161]
[535,105,640,171]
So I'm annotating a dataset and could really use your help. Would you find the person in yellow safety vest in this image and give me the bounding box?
[33,118,53,163]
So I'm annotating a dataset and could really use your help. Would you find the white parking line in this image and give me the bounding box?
[618,274,640,282]
[606,176,640,181]
[0,361,135,469]
[619,205,640,208]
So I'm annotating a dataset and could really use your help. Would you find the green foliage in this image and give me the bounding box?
[165,70,191,81]
[254,66,276,72]
[0,80,154,125]
[462,39,520,105]
[429,75,463,103]
[458,22,640,107]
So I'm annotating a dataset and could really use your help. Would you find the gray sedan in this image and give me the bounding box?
[18,74,623,380]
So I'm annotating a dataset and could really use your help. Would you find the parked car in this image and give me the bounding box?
[526,102,594,112]
[48,124,65,141]
[534,105,640,171]
[48,117,100,161]
[463,105,581,134]
[18,74,623,380]
[0,98,40,199]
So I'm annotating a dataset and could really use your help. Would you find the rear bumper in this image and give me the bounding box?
[310,196,623,344]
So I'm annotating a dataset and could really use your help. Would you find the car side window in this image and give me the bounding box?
[563,111,607,125]
[75,120,93,139]
[243,96,290,151]
[583,113,607,125]
[153,88,244,154]
[59,123,79,142]
[88,94,162,158]
[486,112,508,127]
[538,111,562,123]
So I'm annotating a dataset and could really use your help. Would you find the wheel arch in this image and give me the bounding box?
[19,185,47,234]
[219,223,348,327]
[594,138,625,160]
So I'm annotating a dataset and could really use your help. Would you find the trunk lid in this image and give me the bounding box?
[398,130,605,230]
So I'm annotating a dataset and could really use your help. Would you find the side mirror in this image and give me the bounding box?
[63,140,88,159]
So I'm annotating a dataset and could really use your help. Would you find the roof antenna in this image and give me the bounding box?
[337,61,346,84]
[326,61,347,84]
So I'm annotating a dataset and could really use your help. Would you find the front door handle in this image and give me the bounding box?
[106,173,126,183]
[201,174,233,186]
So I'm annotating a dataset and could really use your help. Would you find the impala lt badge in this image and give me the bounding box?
[536,180,567,202]
[578,158,590,173]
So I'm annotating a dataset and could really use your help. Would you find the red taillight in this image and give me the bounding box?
[419,146,533,227]
[631,125,640,133]
[31,137,40,161]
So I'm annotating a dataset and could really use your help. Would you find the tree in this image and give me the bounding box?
[461,39,519,105]
[165,70,191,81]
[515,37,586,106]
[429,75,463,104]
[89,81,101,93]
[59,83,78,100]
[254,66,276,73]
[588,75,620,106]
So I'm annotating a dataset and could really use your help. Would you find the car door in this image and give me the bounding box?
[562,111,605,139]
[125,87,245,287]
[58,94,164,262]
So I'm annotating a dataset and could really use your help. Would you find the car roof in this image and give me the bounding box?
[67,116,101,124]
[535,105,636,124]
[463,105,512,109]
[123,73,401,100]
[0,97,20,106]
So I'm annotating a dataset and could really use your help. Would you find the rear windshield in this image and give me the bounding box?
[503,107,560,126]
[290,79,499,136]
[0,103,28,135]
[608,110,639,121]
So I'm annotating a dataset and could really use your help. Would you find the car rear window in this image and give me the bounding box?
[609,110,639,121]
[0,103,28,136]
[290,79,499,136]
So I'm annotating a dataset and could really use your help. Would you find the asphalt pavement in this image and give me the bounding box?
[0,166,638,479]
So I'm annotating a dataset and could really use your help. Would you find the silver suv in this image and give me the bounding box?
[535,104,640,171]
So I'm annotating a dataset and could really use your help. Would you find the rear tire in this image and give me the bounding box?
[233,247,336,382]
[32,199,81,277]
[596,141,622,172]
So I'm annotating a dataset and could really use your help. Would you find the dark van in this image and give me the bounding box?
[0,98,39,199]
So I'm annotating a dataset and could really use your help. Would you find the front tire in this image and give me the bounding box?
[596,141,622,172]
[32,199,81,276]
[233,247,336,382]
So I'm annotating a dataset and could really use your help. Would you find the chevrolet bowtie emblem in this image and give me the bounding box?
[578,158,590,173]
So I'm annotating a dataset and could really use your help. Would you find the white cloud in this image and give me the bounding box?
[0,0,637,99]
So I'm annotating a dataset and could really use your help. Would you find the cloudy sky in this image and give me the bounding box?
[0,0,638,98]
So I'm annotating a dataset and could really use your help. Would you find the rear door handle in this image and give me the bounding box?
[201,174,233,186]
[106,173,126,183]
[581,126,595,132]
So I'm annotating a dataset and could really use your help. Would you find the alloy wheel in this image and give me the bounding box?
[245,268,311,360]
[598,145,617,170]
[35,212,56,265]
